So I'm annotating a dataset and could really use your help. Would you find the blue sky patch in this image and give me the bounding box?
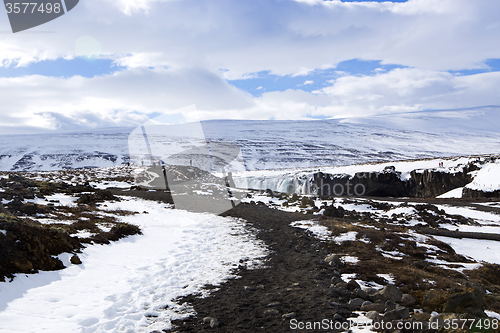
[228,59,406,96]
[339,0,408,2]
[0,57,124,78]
[450,59,500,76]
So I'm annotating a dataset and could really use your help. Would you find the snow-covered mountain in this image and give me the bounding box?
[1,106,499,172]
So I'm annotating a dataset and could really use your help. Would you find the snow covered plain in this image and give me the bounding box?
[1,106,500,172]
[0,197,267,332]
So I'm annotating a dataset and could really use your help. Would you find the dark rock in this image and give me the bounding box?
[70,254,82,265]
[365,311,380,321]
[203,317,219,328]
[263,309,280,316]
[412,312,431,321]
[401,293,416,307]
[384,300,396,312]
[430,314,444,328]
[347,279,361,291]
[267,302,281,307]
[443,287,486,317]
[384,306,409,320]
[348,298,365,308]
[361,302,385,312]
[367,288,383,302]
[335,282,348,289]
[356,288,368,300]
[380,284,403,303]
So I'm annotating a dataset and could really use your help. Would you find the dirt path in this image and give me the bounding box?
[164,203,353,332]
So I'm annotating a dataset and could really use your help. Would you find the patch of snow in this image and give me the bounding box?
[0,230,6,236]
[437,187,464,198]
[290,220,332,241]
[90,181,132,190]
[343,256,359,264]
[357,280,384,290]
[193,190,212,196]
[377,246,405,260]
[466,162,500,192]
[381,206,417,217]
[433,235,500,265]
[377,274,395,284]
[33,194,78,207]
[485,310,500,319]
[71,230,95,238]
[435,205,500,223]
[35,218,76,225]
[334,231,357,244]
[337,203,378,213]
[98,225,112,233]
[426,258,482,272]
[440,223,500,233]
[348,312,373,333]
[341,273,357,283]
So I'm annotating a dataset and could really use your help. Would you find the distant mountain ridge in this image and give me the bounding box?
[1,106,499,172]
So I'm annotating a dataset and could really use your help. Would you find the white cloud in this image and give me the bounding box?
[1,0,499,74]
[1,0,500,132]
[0,67,254,133]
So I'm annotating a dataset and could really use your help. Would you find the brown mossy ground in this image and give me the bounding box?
[318,207,500,315]
[0,174,142,281]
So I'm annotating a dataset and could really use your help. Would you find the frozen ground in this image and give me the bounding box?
[251,192,500,267]
[0,197,267,332]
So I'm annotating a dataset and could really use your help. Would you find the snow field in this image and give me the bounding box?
[0,197,267,332]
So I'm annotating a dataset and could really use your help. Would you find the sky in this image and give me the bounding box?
[0,0,500,133]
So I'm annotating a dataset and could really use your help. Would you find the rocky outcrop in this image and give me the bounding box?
[313,165,474,198]
[406,168,473,198]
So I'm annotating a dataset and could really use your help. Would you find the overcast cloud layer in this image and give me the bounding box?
[0,0,499,133]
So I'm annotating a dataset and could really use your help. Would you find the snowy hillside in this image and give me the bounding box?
[1,106,499,172]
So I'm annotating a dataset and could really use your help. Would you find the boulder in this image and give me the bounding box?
[355,288,368,300]
[324,254,342,267]
[412,312,431,321]
[380,284,403,303]
[430,314,444,328]
[365,311,380,321]
[401,293,416,307]
[348,298,365,308]
[384,307,410,320]
[70,254,82,265]
[361,302,385,312]
[384,300,396,312]
[347,279,361,291]
[443,288,486,317]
